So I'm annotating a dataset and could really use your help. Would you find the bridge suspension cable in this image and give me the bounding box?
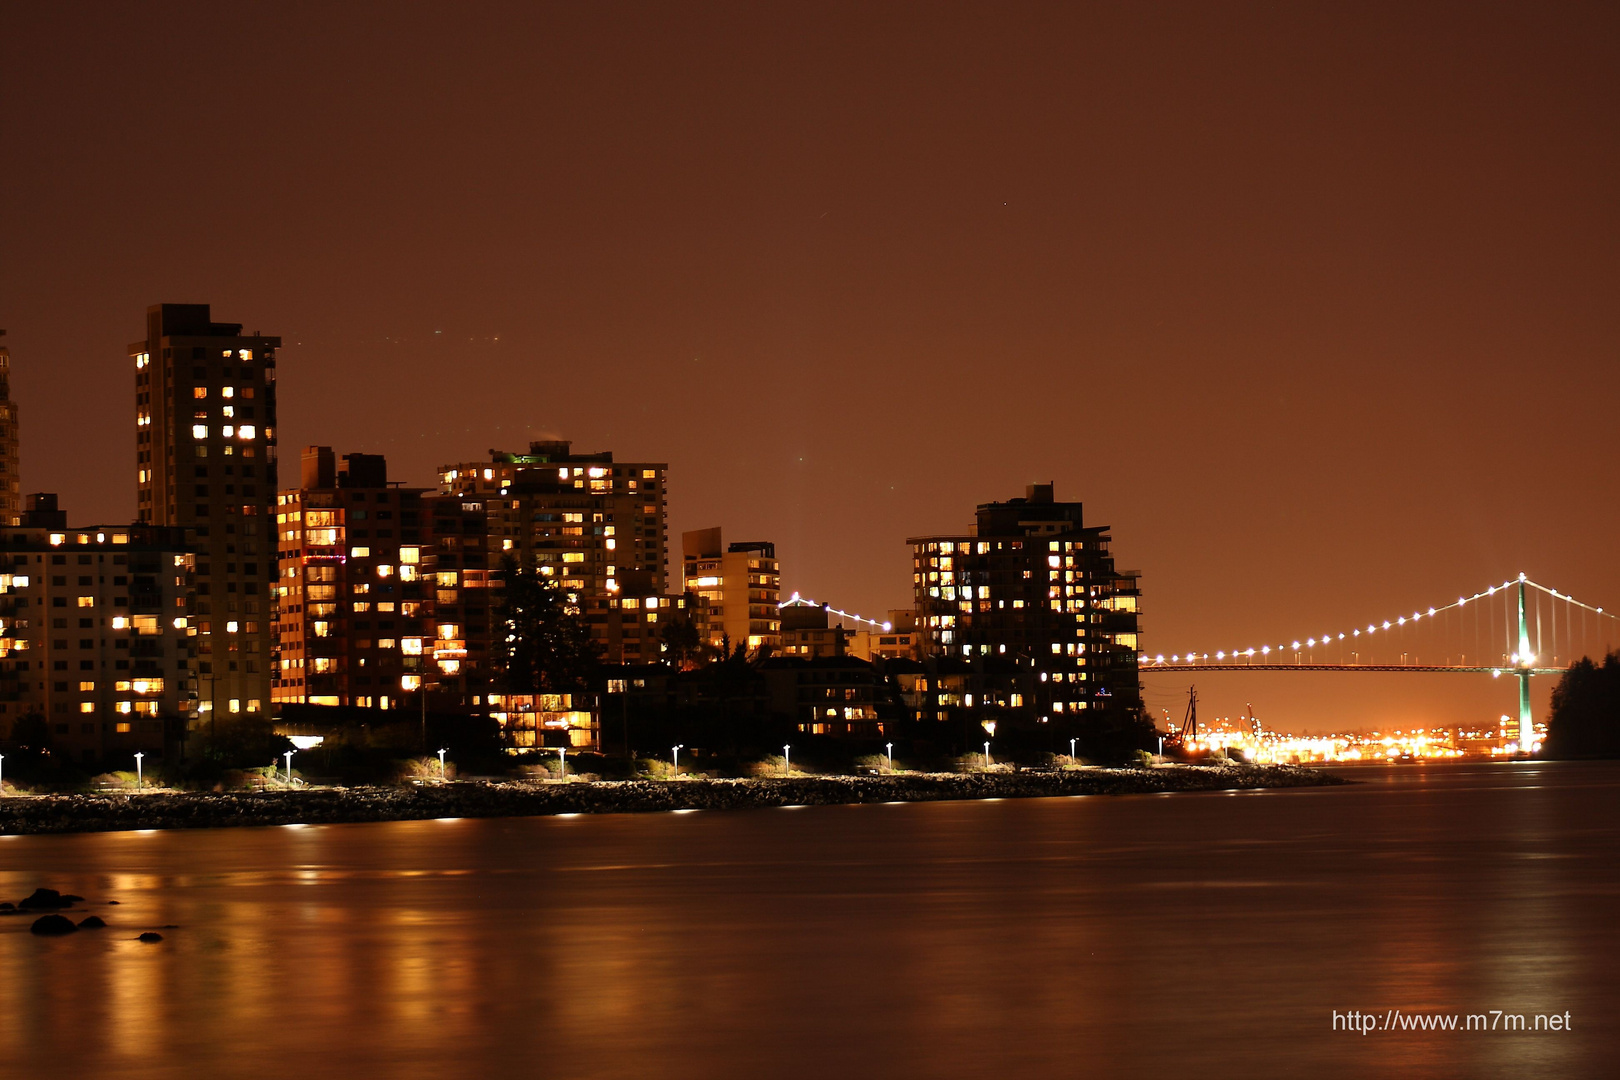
[1139,573,1616,671]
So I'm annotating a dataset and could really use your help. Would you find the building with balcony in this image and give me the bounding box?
[0,495,195,765]
[274,448,430,709]
[681,528,781,654]
[131,304,279,722]
[907,483,1142,733]
[439,440,667,596]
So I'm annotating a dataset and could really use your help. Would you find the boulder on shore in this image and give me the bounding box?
[19,888,74,910]
[30,914,78,936]
[137,932,163,943]
[78,916,107,929]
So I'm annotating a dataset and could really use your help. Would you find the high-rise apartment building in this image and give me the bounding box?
[908,484,1141,727]
[0,331,19,526]
[131,304,279,722]
[682,528,781,653]
[440,441,668,595]
[274,448,431,709]
[0,495,195,765]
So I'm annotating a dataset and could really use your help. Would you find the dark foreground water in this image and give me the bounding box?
[1,762,1615,1079]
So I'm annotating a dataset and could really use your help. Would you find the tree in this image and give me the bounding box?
[1543,652,1620,759]
[659,602,708,671]
[498,556,601,695]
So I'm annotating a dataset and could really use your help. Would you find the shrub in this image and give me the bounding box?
[89,771,143,791]
[398,756,457,783]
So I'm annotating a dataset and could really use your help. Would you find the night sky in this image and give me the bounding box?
[3,2,1616,731]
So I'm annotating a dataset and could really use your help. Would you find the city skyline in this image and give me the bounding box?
[2,3,1617,733]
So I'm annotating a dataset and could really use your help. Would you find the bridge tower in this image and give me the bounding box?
[1517,576,1534,753]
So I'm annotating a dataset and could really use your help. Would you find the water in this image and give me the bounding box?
[1,762,1616,1079]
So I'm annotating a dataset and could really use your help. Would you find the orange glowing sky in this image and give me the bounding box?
[2,2,1616,730]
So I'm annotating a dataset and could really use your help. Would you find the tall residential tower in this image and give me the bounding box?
[131,304,279,722]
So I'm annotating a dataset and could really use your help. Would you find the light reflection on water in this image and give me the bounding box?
[0,762,1616,1079]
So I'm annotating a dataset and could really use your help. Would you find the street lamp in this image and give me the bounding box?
[672,744,683,776]
[134,751,144,790]
[437,748,448,782]
[0,752,5,796]
[283,749,295,785]
[557,746,567,781]
[885,742,893,772]
[1069,737,1076,763]
[783,744,791,776]
[983,741,991,770]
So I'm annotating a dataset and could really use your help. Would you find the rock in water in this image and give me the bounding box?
[137,932,163,943]
[78,916,107,929]
[18,888,73,910]
[30,915,78,936]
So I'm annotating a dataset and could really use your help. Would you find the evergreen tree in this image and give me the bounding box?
[497,556,601,696]
[1543,651,1620,758]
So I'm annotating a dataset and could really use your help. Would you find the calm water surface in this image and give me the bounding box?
[1,762,1616,1079]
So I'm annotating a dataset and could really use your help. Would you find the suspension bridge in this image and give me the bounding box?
[1138,574,1619,753]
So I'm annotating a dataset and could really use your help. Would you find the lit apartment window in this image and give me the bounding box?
[79,681,95,692]
[351,546,371,558]
[77,596,94,608]
[80,702,95,714]
[193,425,208,440]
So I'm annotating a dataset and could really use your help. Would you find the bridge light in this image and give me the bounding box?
[1382,621,1391,630]
[1307,638,1315,647]
[1216,651,1225,659]
[1519,572,1527,581]
[1428,608,1436,616]
[1292,641,1301,650]
[1262,646,1271,655]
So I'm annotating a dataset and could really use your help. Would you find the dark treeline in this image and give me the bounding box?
[1542,652,1620,759]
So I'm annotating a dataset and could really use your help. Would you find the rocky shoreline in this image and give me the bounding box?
[0,765,1346,836]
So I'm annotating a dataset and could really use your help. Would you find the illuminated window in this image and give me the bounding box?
[351,546,371,559]
[77,596,94,608]
[79,702,95,714]
[401,638,423,655]
[399,547,419,564]
[78,681,95,692]
[435,571,458,587]
[116,722,132,733]
[226,621,239,633]
[193,425,208,440]
[238,425,256,440]
[193,387,207,399]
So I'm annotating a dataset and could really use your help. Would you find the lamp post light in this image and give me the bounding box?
[983,741,991,771]
[1069,737,1076,763]
[0,752,5,795]
[437,748,448,782]
[885,742,893,772]
[557,746,567,781]
[672,744,683,776]
[783,744,791,776]
[283,750,295,785]
[1157,736,1165,758]
[134,751,144,791]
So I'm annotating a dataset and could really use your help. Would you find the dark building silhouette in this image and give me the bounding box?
[908,484,1142,734]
